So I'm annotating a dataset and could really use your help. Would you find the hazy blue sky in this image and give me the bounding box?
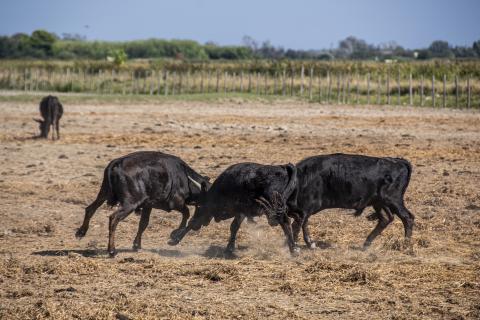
[1,0,479,49]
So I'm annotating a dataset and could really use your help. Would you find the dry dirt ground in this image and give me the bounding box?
[0,94,479,319]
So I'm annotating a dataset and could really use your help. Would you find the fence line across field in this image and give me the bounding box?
[0,67,477,108]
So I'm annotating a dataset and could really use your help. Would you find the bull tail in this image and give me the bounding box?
[283,163,298,201]
[398,158,412,198]
[105,158,121,206]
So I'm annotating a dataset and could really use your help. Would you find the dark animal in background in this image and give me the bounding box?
[289,153,414,248]
[34,95,63,140]
[75,151,211,257]
[169,162,298,256]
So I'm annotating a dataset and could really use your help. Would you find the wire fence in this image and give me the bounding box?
[0,66,478,108]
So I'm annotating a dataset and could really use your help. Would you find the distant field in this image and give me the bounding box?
[1,93,479,319]
[1,59,479,108]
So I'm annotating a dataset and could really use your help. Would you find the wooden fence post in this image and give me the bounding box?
[342,75,346,104]
[377,75,381,105]
[420,75,424,106]
[164,70,169,96]
[432,75,435,107]
[355,75,359,105]
[216,70,220,93]
[367,73,371,104]
[387,73,390,105]
[327,71,332,104]
[24,69,27,91]
[149,70,154,95]
[248,71,252,93]
[397,71,401,105]
[290,68,294,96]
[409,73,413,105]
[156,70,161,95]
[264,72,268,95]
[172,71,176,95]
[442,74,446,108]
[467,77,471,108]
[336,74,341,104]
[255,72,260,96]
[346,76,350,104]
[318,74,322,103]
[224,71,227,94]
[273,72,278,95]
[300,65,304,96]
[178,72,183,94]
[455,75,459,108]
[282,69,286,96]
[309,67,313,100]
[240,71,244,93]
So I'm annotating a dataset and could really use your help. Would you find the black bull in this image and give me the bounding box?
[288,153,414,248]
[75,151,211,257]
[34,95,63,140]
[168,162,299,255]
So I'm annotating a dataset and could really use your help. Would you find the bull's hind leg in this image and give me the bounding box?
[225,215,245,256]
[363,205,394,248]
[390,202,415,239]
[76,188,107,238]
[132,206,152,251]
[55,119,60,140]
[301,218,315,249]
[108,205,135,257]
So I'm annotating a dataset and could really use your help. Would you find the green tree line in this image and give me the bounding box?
[1,30,479,61]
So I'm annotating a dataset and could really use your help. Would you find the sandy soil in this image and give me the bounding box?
[1,96,479,319]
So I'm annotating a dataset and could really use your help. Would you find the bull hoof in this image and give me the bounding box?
[362,242,372,250]
[75,228,86,239]
[307,242,316,249]
[290,246,301,257]
[108,250,117,258]
[224,250,237,259]
[168,228,185,246]
[132,244,141,251]
[167,238,179,246]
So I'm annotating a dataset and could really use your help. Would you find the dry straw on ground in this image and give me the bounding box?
[0,95,479,319]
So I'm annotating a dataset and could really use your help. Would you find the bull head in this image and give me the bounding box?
[33,118,49,138]
[255,192,287,227]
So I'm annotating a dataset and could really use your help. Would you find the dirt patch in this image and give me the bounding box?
[1,98,479,319]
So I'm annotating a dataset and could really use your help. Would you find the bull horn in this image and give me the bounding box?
[255,196,272,211]
[33,118,43,123]
[188,176,202,189]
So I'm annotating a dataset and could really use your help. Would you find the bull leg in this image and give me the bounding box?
[301,218,316,249]
[178,206,190,229]
[108,205,135,257]
[55,119,60,140]
[291,216,302,243]
[390,202,415,239]
[132,206,152,251]
[76,189,107,238]
[225,215,245,255]
[280,216,300,255]
[363,205,394,248]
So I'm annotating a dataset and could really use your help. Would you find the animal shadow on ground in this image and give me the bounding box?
[32,248,135,258]
[203,245,239,259]
[149,248,190,258]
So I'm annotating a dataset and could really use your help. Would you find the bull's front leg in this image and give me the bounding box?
[279,216,300,256]
[225,215,245,257]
